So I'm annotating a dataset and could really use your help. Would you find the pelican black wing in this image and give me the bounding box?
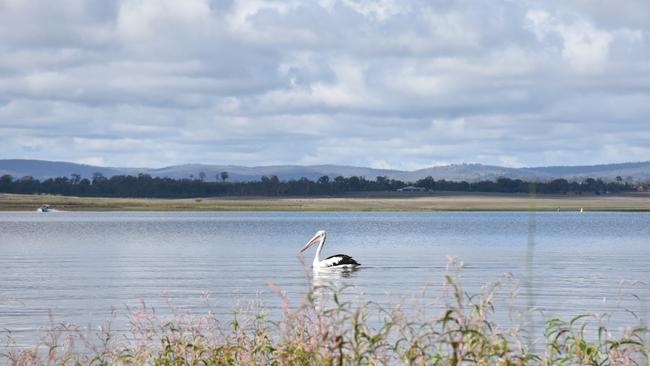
[324,254,360,266]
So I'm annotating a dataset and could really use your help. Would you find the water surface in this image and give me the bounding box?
[1,211,649,344]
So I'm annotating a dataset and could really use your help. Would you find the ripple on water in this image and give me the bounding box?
[0,211,649,345]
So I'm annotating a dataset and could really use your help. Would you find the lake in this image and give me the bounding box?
[1,211,649,346]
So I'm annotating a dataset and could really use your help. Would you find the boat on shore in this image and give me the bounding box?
[36,204,51,212]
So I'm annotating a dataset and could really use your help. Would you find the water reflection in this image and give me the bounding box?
[311,267,360,287]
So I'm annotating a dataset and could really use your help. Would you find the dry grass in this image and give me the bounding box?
[1,192,650,212]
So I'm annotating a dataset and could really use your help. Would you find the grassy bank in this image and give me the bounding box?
[3,270,648,365]
[1,192,650,211]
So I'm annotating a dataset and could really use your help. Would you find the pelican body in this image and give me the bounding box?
[299,230,360,270]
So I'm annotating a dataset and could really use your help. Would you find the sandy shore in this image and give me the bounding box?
[1,192,649,211]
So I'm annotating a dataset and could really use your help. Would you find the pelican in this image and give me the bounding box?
[299,230,360,271]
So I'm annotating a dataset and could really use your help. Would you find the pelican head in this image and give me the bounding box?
[299,230,326,253]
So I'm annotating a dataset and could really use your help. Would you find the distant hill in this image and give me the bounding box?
[1,159,649,182]
[395,164,533,182]
[0,159,127,180]
[144,164,402,182]
[394,162,650,182]
[522,162,650,180]
[0,160,403,182]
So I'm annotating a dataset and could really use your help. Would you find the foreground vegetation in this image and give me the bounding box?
[0,173,640,198]
[2,192,650,212]
[2,268,648,365]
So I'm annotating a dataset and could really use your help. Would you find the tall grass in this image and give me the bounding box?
[2,266,648,365]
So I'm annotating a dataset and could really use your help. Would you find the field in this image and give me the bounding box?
[1,192,649,211]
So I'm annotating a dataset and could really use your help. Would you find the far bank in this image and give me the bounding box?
[1,192,649,212]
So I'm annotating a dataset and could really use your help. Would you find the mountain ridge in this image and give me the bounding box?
[1,159,649,182]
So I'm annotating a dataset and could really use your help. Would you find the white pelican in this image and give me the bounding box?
[299,230,360,270]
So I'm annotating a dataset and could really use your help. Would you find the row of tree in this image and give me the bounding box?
[0,172,637,198]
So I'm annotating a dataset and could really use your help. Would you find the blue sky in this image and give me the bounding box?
[0,0,649,169]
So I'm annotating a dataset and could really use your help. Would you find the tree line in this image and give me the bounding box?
[0,172,638,198]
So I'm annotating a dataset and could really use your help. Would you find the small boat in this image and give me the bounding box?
[36,204,51,212]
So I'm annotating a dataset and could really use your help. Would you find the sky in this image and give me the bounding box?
[0,0,649,170]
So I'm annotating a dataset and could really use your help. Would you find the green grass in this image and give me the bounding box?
[2,192,650,212]
[3,265,648,365]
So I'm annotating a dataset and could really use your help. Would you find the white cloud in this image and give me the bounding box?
[527,10,614,73]
[339,0,407,21]
[116,0,214,43]
[0,0,648,169]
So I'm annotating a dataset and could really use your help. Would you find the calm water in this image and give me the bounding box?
[1,211,649,345]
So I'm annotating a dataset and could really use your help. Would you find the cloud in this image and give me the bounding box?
[0,0,648,169]
[526,10,614,73]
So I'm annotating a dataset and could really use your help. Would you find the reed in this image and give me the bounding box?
[2,267,648,365]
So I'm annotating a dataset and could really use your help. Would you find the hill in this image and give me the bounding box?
[1,159,649,182]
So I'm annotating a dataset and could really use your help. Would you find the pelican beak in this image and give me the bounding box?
[299,233,322,253]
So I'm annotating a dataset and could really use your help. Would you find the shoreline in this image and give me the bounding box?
[1,192,649,212]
